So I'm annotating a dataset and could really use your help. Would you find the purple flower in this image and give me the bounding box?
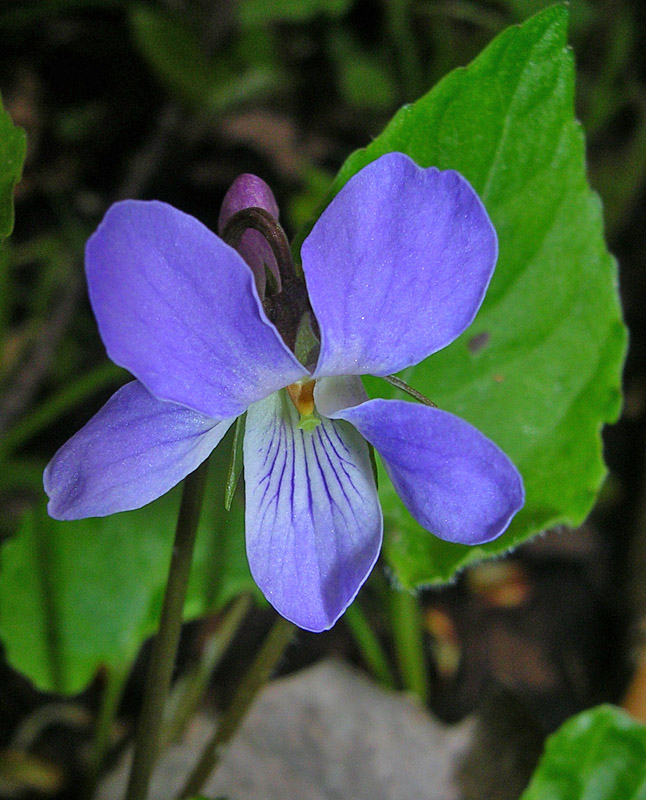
[44,152,524,632]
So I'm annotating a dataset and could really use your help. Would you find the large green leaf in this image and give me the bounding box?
[0,440,257,694]
[520,705,646,800]
[0,96,26,243]
[301,6,626,587]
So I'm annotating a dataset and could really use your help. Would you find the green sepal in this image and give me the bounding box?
[224,414,246,511]
[293,311,320,368]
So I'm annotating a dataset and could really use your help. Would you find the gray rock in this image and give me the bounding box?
[99,659,473,800]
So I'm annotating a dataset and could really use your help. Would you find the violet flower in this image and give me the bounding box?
[44,152,524,632]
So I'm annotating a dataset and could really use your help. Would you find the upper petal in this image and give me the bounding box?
[302,153,498,378]
[86,201,308,419]
[44,381,234,520]
[329,398,524,545]
[243,390,382,632]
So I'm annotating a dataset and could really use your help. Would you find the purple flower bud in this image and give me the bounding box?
[218,173,282,297]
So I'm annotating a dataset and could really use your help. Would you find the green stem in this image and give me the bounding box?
[177,615,295,800]
[85,666,128,800]
[384,0,424,100]
[160,594,252,750]
[0,245,10,349]
[344,602,396,689]
[34,512,65,693]
[0,361,125,460]
[383,374,437,407]
[124,461,210,800]
[390,589,428,702]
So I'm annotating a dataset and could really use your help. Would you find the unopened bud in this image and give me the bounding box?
[218,174,282,297]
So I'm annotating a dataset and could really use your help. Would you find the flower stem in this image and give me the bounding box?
[176,615,295,800]
[344,602,396,689]
[124,461,210,800]
[384,0,424,100]
[85,665,128,800]
[382,375,437,407]
[390,589,428,703]
[160,593,253,750]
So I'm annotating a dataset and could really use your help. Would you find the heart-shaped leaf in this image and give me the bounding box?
[302,6,626,586]
[0,440,258,694]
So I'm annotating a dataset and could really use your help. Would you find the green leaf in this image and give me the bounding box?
[0,96,26,244]
[0,437,257,694]
[303,6,627,587]
[239,0,352,26]
[520,705,646,800]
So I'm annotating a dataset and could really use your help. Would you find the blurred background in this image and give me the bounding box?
[0,1,645,798]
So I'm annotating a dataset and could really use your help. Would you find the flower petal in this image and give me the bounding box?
[44,381,234,520]
[329,398,524,545]
[86,201,308,419]
[313,374,368,416]
[302,153,498,378]
[217,173,282,297]
[243,390,382,632]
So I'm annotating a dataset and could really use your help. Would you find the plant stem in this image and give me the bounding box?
[383,374,437,407]
[124,461,210,800]
[85,665,128,800]
[0,361,125,461]
[177,615,295,800]
[160,593,253,750]
[344,602,396,689]
[390,589,428,702]
[384,0,424,100]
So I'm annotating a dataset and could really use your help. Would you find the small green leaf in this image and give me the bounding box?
[0,438,257,694]
[521,705,646,800]
[0,96,26,244]
[303,6,626,587]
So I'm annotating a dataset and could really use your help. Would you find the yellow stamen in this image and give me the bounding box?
[287,380,320,431]
[287,380,316,416]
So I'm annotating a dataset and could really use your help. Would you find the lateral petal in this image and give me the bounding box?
[44,381,234,520]
[302,153,497,378]
[244,390,382,632]
[332,398,524,545]
[86,200,308,419]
